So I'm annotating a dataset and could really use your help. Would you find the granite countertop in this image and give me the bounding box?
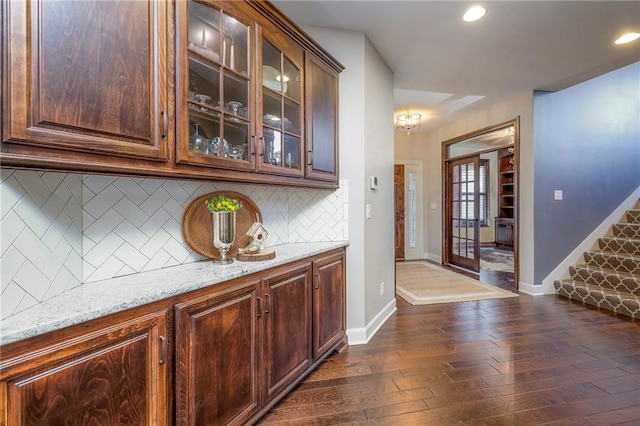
[0,242,348,346]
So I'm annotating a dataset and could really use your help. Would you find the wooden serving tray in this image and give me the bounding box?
[182,191,262,260]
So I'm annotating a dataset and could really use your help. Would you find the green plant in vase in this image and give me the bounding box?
[205,194,243,264]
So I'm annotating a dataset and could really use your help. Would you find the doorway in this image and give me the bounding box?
[442,118,519,292]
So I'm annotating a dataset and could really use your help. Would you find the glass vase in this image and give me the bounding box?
[212,211,236,264]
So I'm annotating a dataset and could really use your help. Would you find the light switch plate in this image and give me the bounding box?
[554,190,563,200]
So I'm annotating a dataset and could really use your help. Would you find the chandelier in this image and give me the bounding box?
[396,112,421,135]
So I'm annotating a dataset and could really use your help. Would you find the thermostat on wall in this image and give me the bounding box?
[370,176,378,190]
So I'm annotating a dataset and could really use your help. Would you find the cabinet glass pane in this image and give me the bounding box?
[222,14,249,75]
[188,56,220,111]
[283,134,300,170]
[262,41,281,93]
[188,1,221,64]
[224,121,249,161]
[262,91,281,129]
[263,128,282,166]
[283,57,299,101]
[283,99,300,135]
[189,115,221,157]
[223,73,248,116]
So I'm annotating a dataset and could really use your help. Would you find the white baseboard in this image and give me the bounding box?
[518,281,549,296]
[540,186,640,294]
[346,298,397,345]
[426,253,442,264]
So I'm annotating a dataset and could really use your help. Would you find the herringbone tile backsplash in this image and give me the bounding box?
[1,170,347,319]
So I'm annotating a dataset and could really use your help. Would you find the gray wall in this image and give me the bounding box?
[533,61,640,284]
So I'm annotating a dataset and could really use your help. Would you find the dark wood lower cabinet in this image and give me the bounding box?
[0,248,346,426]
[313,251,346,359]
[174,279,262,426]
[263,264,313,400]
[0,309,169,426]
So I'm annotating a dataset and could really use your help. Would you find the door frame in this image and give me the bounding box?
[441,118,520,289]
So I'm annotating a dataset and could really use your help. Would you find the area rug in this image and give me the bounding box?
[480,247,514,272]
[396,261,518,305]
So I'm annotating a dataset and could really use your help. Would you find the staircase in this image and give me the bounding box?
[554,200,640,319]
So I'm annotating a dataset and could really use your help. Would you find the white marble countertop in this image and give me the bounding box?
[0,242,348,346]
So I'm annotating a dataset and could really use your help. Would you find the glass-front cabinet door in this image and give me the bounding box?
[177,0,254,170]
[258,35,304,177]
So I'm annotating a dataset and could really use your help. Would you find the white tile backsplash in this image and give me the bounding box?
[0,170,347,319]
[1,171,83,319]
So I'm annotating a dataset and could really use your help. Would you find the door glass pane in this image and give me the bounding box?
[452,237,460,255]
[189,115,221,157]
[188,1,221,64]
[263,128,282,166]
[188,56,220,111]
[453,165,460,183]
[224,121,249,160]
[223,73,248,116]
[222,14,249,75]
[283,56,300,101]
[283,99,300,135]
[263,91,281,129]
[283,134,300,169]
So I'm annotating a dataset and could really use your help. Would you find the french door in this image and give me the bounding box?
[446,156,480,272]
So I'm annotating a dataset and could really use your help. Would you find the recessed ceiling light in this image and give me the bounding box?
[615,32,640,45]
[463,5,486,22]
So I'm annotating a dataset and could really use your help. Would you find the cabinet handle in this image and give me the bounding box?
[159,335,167,365]
[252,135,257,157]
[265,293,272,313]
[259,136,265,157]
[307,150,313,166]
[160,110,168,138]
[315,273,320,289]
[257,297,263,317]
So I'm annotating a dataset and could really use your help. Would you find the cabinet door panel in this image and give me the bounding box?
[313,251,346,359]
[1,311,168,426]
[174,281,260,426]
[306,54,339,182]
[263,264,312,399]
[3,0,169,160]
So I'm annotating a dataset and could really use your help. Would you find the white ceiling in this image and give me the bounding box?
[272,1,640,132]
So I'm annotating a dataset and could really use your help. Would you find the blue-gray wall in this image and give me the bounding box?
[533,61,640,284]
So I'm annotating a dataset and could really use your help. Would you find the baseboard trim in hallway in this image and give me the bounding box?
[346,299,397,345]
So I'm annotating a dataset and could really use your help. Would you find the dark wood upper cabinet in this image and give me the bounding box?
[1,0,343,187]
[176,0,256,172]
[2,0,170,160]
[306,53,339,183]
[0,308,169,426]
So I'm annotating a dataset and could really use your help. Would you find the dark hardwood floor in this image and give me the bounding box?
[260,296,640,425]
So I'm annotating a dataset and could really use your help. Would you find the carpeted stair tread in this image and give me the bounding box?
[598,236,640,257]
[626,209,640,224]
[569,266,640,296]
[583,251,640,276]
[612,223,640,239]
[554,279,640,319]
